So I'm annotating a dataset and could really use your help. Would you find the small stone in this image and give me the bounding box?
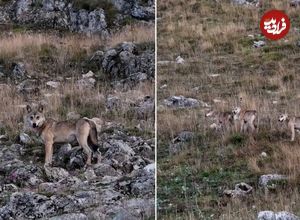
[208,74,220,78]
[257,211,299,220]
[84,167,97,181]
[44,166,70,182]
[260,152,267,157]
[49,213,88,220]
[19,133,31,144]
[223,182,253,198]
[160,84,167,89]
[175,56,185,64]
[253,40,266,48]
[46,81,60,88]
[82,71,94,78]
[144,163,155,174]
[259,174,287,187]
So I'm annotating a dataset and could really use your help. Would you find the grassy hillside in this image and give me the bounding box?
[0,24,154,139]
[157,0,300,219]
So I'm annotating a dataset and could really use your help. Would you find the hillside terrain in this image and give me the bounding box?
[0,0,155,219]
[158,0,300,219]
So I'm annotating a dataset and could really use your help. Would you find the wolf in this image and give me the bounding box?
[232,106,257,133]
[278,113,300,141]
[205,110,234,131]
[24,104,104,167]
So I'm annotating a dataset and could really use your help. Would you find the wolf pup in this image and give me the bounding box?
[24,104,103,167]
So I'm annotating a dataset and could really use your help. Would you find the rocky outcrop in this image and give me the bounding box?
[259,174,288,188]
[0,0,154,34]
[257,211,300,220]
[111,0,154,20]
[223,182,253,198]
[0,124,154,219]
[100,42,154,86]
[163,96,210,109]
[231,0,259,6]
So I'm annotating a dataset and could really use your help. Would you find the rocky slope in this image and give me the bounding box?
[0,0,154,35]
[0,0,154,217]
[0,37,155,218]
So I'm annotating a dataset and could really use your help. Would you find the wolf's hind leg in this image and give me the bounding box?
[76,122,92,166]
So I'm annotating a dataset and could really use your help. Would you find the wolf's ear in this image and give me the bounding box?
[38,104,43,113]
[26,105,32,113]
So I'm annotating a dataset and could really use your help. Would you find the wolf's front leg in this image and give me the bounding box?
[45,141,54,165]
[291,126,295,142]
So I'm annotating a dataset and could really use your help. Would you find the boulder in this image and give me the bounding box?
[223,182,253,198]
[102,42,154,85]
[11,62,27,80]
[164,96,209,108]
[258,211,299,220]
[259,174,287,187]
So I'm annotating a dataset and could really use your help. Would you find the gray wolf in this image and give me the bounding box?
[24,104,103,167]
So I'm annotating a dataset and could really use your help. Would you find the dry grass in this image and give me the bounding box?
[158,0,300,219]
[108,24,155,47]
[0,23,154,77]
[0,23,154,139]
[0,80,154,139]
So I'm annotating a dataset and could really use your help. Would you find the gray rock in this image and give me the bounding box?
[143,163,155,174]
[66,147,86,170]
[106,207,139,220]
[258,211,300,220]
[16,79,39,94]
[175,56,185,64]
[123,198,155,219]
[6,164,44,187]
[3,192,56,219]
[106,95,121,110]
[164,96,208,108]
[44,166,70,181]
[253,40,266,48]
[84,167,97,181]
[12,62,27,80]
[76,77,96,89]
[223,182,253,198]
[49,213,88,220]
[290,0,300,7]
[111,0,154,20]
[0,134,9,142]
[105,139,135,156]
[82,70,94,78]
[46,81,60,88]
[19,132,31,144]
[94,163,119,177]
[102,42,154,85]
[259,174,288,187]
[232,0,259,6]
[69,9,108,35]
[0,184,18,193]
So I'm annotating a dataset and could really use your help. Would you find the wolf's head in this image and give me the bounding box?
[232,106,241,115]
[24,104,46,129]
[278,113,288,122]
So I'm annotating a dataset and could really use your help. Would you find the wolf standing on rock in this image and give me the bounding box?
[24,104,104,167]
